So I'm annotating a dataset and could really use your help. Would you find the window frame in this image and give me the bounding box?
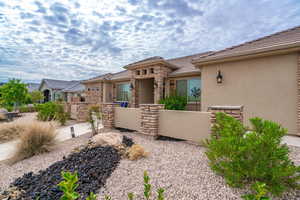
[116,82,131,102]
[175,77,201,103]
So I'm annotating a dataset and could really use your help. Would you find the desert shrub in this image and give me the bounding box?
[55,104,69,126]
[205,112,300,197]
[0,121,25,143]
[36,102,58,121]
[58,171,165,200]
[58,171,97,200]
[36,102,69,125]
[88,106,102,136]
[126,144,149,160]
[159,95,187,110]
[12,121,57,162]
[242,182,271,200]
[19,105,36,113]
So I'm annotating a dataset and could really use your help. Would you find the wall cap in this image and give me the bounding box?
[208,105,244,110]
[140,104,164,106]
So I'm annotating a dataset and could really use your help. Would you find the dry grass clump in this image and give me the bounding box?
[11,121,57,163]
[0,122,25,143]
[126,144,149,161]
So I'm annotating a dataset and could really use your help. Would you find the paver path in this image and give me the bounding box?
[0,122,96,161]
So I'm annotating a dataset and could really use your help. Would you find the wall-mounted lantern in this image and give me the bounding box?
[154,81,158,88]
[130,83,134,90]
[216,70,223,84]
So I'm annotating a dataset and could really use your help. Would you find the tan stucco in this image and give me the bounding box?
[114,107,141,131]
[138,78,154,104]
[158,110,211,142]
[201,53,298,135]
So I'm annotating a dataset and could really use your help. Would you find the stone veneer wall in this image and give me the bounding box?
[102,103,119,129]
[84,82,103,104]
[208,105,244,123]
[140,104,164,136]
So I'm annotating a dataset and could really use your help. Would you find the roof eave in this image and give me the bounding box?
[124,60,178,70]
[192,42,300,66]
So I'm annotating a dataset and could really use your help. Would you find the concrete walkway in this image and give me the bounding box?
[0,122,98,161]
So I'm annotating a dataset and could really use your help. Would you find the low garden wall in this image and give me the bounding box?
[159,110,211,142]
[102,103,244,143]
[115,107,141,131]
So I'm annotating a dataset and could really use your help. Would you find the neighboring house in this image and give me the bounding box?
[81,25,300,136]
[39,79,85,103]
[27,83,40,92]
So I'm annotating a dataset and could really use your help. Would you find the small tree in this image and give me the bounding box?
[30,91,44,103]
[0,79,28,110]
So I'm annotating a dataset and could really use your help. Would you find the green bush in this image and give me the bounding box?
[159,95,187,110]
[58,171,165,200]
[19,105,36,113]
[205,112,300,197]
[36,102,69,125]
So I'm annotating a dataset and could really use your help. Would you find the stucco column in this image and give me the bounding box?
[102,103,119,129]
[140,104,164,137]
[297,52,300,135]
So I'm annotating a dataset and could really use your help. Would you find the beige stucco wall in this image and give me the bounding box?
[103,82,113,103]
[158,110,211,142]
[201,53,298,135]
[115,107,141,131]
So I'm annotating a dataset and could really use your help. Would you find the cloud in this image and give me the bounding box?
[0,0,299,83]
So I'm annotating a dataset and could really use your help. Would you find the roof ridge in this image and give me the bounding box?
[200,25,300,59]
[167,51,213,61]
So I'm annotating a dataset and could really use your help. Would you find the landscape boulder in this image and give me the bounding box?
[90,132,123,147]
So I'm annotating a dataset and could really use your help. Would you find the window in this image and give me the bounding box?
[116,83,131,101]
[176,78,201,102]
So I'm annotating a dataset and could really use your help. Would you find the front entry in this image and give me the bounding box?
[43,89,50,102]
[138,78,154,104]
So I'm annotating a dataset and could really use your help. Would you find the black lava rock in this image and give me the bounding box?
[11,146,121,200]
[122,136,134,147]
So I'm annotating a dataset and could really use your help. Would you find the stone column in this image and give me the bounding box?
[140,104,164,137]
[130,78,139,108]
[208,105,244,124]
[102,103,119,130]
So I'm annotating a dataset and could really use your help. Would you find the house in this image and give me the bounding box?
[81,25,300,136]
[39,79,85,102]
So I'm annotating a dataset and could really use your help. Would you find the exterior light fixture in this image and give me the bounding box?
[216,70,223,84]
[130,83,134,90]
[154,81,158,88]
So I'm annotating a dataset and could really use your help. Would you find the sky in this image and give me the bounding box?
[0,0,300,83]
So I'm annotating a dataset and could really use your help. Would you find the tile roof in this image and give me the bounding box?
[81,73,112,83]
[124,56,164,68]
[193,25,300,63]
[62,82,85,92]
[41,79,79,90]
[167,52,212,76]
[110,70,131,81]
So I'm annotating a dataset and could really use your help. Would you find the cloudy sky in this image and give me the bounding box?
[0,0,300,83]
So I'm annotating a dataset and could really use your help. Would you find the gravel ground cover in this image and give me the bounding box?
[11,146,121,199]
[99,132,300,200]
[0,131,299,200]
[0,133,91,191]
